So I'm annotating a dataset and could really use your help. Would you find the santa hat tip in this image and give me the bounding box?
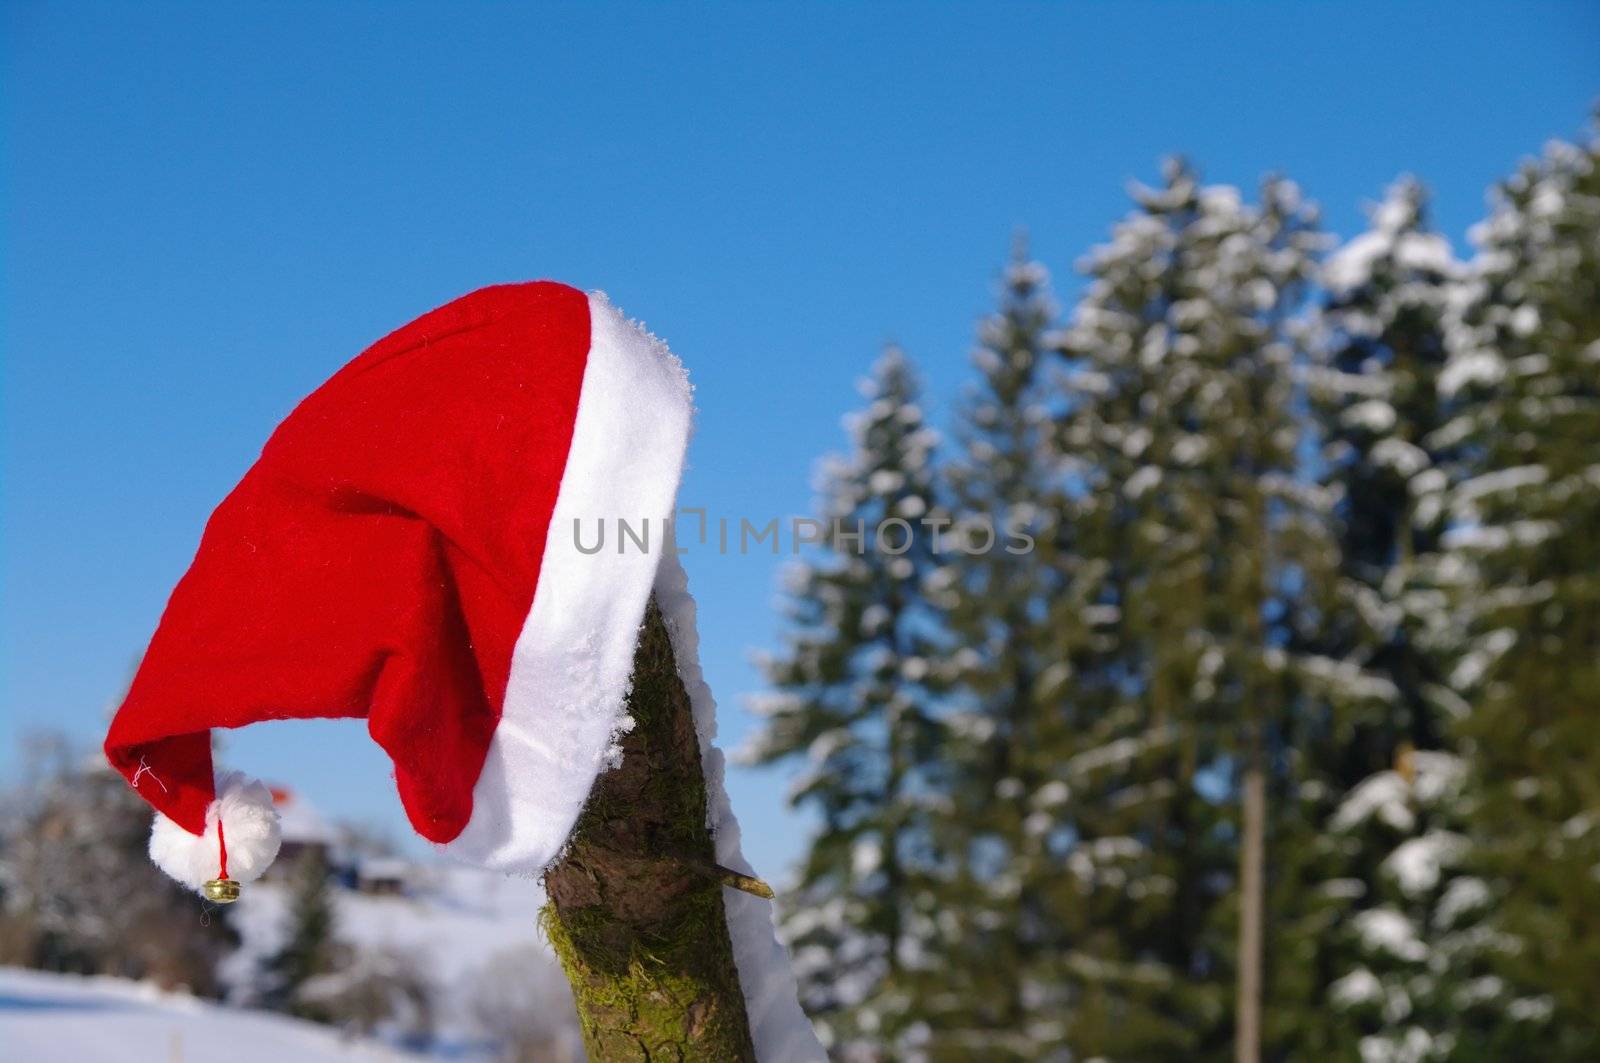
[149,771,282,892]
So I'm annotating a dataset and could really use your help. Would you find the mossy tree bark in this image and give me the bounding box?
[542,598,759,1061]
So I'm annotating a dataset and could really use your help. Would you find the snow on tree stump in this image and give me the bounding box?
[542,598,758,1061]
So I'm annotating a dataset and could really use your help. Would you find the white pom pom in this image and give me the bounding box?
[149,771,282,892]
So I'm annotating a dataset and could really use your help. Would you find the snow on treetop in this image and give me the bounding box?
[1124,465,1162,499]
[1031,780,1071,809]
[1452,464,1549,508]
[1341,399,1398,433]
[1440,521,1558,552]
[1447,628,1516,692]
[1303,365,1391,398]
[1382,831,1468,896]
[1360,1028,1444,1063]
[1064,731,1173,779]
[1408,751,1467,803]
[1329,967,1384,1010]
[1370,439,1430,477]
[1352,907,1428,963]
[1005,258,1051,290]
[1297,654,1401,705]
[1333,772,1416,834]
[1332,753,1466,837]
[1434,876,1492,930]
[1437,349,1504,397]
[1324,226,1456,296]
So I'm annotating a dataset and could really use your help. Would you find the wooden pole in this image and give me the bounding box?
[542,598,759,1061]
[1235,735,1265,1063]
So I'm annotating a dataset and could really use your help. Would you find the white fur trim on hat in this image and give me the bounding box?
[439,291,693,873]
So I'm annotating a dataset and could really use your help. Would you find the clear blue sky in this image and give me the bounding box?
[3,2,1595,877]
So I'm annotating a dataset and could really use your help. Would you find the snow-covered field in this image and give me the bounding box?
[0,864,579,1061]
[0,966,408,1062]
[224,864,570,1035]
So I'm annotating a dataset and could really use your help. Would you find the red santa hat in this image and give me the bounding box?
[104,281,692,892]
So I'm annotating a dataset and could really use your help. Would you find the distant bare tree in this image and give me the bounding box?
[0,729,236,994]
[469,945,583,1063]
[300,944,435,1047]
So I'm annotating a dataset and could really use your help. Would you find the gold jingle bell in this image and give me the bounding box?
[203,878,242,904]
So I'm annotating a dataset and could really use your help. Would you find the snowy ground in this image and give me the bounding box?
[0,966,409,1062]
[0,865,579,1062]
[224,863,577,1053]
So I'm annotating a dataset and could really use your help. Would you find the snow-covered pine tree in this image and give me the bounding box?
[747,346,943,1058]
[1276,179,1487,1061]
[1047,175,1233,1058]
[1309,177,1460,759]
[1054,162,1328,1060]
[1433,124,1600,1058]
[930,242,1077,1058]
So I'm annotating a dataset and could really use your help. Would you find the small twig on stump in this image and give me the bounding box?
[714,865,775,901]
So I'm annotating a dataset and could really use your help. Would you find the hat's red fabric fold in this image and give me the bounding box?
[104,281,591,842]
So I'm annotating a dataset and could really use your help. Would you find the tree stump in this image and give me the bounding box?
[542,598,758,1061]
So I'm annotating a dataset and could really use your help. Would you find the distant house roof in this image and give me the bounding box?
[269,786,337,845]
[357,857,410,881]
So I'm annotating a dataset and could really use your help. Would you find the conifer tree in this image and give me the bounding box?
[748,346,943,1057]
[1054,162,1327,1060]
[931,242,1074,1058]
[1310,177,1460,759]
[260,848,339,1021]
[1435,125,1600,1058]
[1277,179,1485,1060]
